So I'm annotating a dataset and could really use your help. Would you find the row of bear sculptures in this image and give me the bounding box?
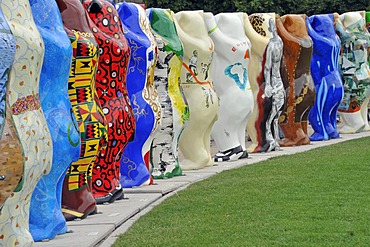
[0,0,369,245]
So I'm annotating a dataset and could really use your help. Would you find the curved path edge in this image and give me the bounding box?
[33,131,370,247]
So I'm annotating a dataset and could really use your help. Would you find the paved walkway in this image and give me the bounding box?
[34,131,370,247]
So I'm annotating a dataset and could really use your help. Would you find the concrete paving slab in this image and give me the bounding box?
[183,163,236,174]
[123,181,189,195]
[183,168,218,174]
[34,224,114,247]
[67,193,161,228]
[97,188,190,247]
[217,160,251,169]
[155,172,216,183]
[123,193,163,211]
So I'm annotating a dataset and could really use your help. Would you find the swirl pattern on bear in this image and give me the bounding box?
[82,0,135,202]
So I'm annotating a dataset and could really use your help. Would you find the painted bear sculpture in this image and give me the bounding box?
[57,0,108,221]
[173,10,219,170]
[148,8,188,178]
[306,14,343,141]
[0,0,53,245]
[82,0,135,204]
[204,12,253,160]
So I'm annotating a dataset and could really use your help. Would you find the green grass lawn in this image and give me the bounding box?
[113,137,370,246]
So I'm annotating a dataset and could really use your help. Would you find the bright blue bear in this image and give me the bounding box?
[306,14,344,141]
[117,2,155,187]
[29,0,80,241]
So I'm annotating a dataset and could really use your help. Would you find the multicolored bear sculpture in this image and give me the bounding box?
[148,8,188,178]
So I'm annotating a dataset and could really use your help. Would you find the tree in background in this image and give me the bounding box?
[144,0,235,13]
[234,0,369,16]
[144,0,201,13]
[144,0,369,15]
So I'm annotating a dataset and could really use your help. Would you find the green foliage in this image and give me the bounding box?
[203,1,236,13]
[113,137,370,246]
[234,0,370,15]
[144,0,369,15]
[234,0,284,15]
[144,0,202,13]
[144,0,235,13]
